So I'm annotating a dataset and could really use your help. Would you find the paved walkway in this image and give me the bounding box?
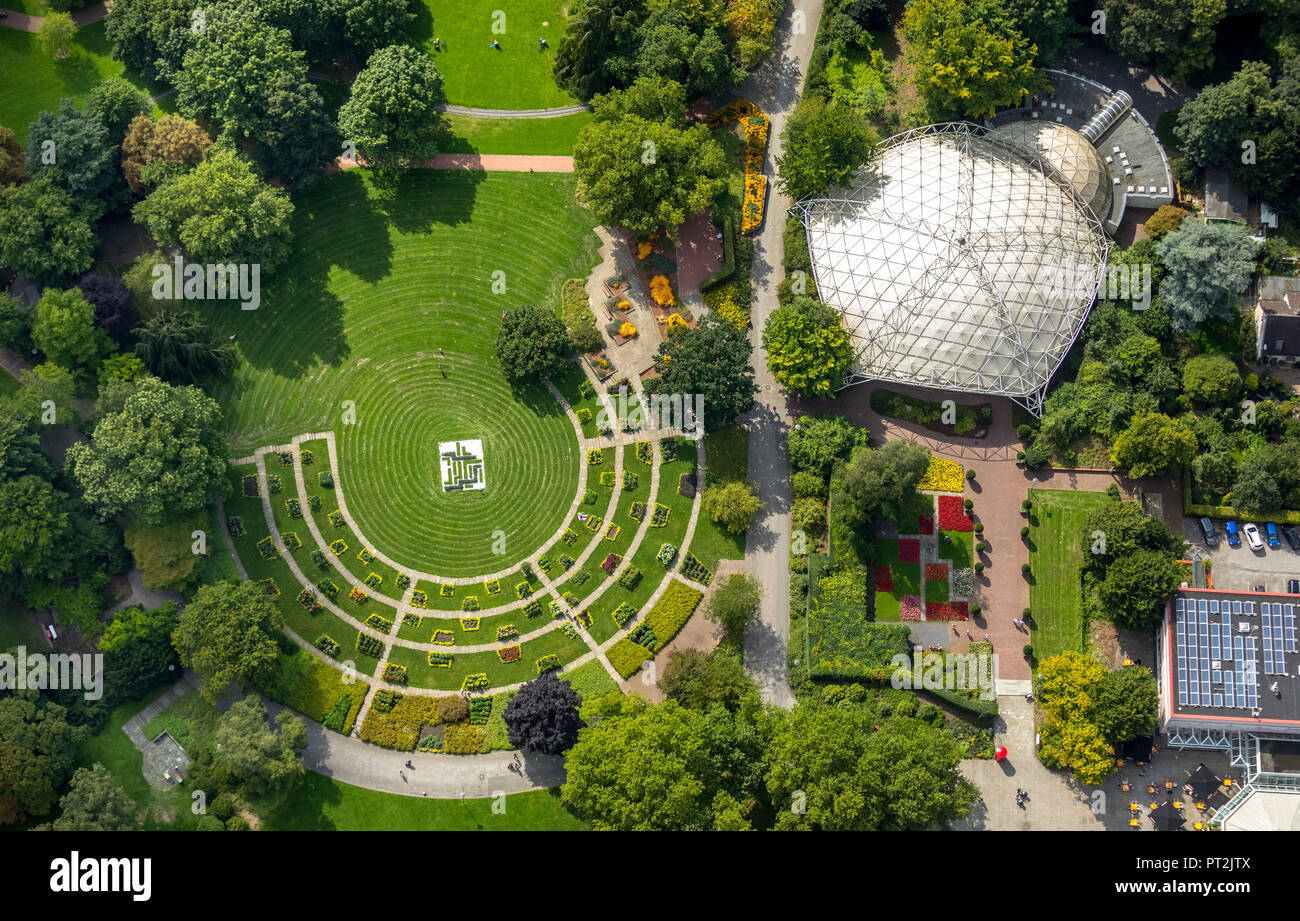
[438,103,591,119]
[0,2,110,31]
[104,567,185,617]
[736,0,826,710]
[334,153,573,174]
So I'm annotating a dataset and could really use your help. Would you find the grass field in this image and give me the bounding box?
[142,689,220,754]
[266,771,587,829]
[0,23,167,144]
[0,371,19,400]
[442,111,591,155]
[1026,488,1110,661]
[692,427,747,570]
[411,0,578,109]
[200,170,600,576]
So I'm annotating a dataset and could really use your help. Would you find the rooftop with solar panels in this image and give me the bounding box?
[1161,589,1300,733]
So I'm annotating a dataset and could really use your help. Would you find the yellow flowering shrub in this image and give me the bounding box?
[917,456,966,493]
[666,312,687,331]
[619,321,637,337]
[616,299,630,310]
[649,275,675,306]
[742,173,767,233]
[636,240,653,260]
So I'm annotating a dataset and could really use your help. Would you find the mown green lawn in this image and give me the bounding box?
[200,170,600,576]
[411,0,579,109]
[692,426,748,570]
[265,771,587,829]
[442,111,591,155]
[1026,488,1111,661]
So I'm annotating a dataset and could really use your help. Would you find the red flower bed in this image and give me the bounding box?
[925,601,969,621]
[924,563,948,582]
[937,495,973,531]
[875,566,893,592]
[918,514,934,535]
[899,539,920,563]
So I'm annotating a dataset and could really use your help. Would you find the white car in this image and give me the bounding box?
[1243,522,1265,552]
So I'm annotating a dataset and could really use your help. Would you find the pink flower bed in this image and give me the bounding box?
[918,514,934,535]
[937,495,973,531]
[875,566,893,592]
[900,595,922,621]
[925,601,969,621]
[924,562,948,582]
[898,539,920,563]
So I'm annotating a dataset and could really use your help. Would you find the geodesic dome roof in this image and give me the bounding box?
[992,120,1112,220]
[795,123,1111,413]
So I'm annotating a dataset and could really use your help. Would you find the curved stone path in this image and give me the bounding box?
[438,103,591,119]
[0,2,110,32]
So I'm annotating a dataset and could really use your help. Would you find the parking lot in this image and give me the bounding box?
[1182,517,1300,593]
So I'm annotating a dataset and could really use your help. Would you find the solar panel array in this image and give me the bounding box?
[1260,601,1298,675]
[1175,597,1259,710]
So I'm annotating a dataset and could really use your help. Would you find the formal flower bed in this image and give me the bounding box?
[601,552,623,574]
[563,591,579,607]
[585,514,604,532]
[629,501,646,521]
[462,595,479,611]
[938,495,973,531]
[649,503,670,527]
[402,611,423,629]
[383,663,408,684]
[925,601,970,621]
[561,528,580,545]
[318,579,339,600]
[605,523,621,541]
[620,321,638,338]
[330,539,347,555]
[551,600,566,618]
[514,581,531,600]
[364,572,382,589]
[649,275,675,307]
[226,516,244,538]
[364,612,391,631]
[918,457,965,493]
[610,602,637,627]
[570,569,591,587]
[925,563,949,583]
[357,633,384,657]
[286,498,303,519]
[350,587,368,604]
[410,589,427,607]
[267,474,282,494]
[497,624,518,641]
[318,470,333,488]
[575,609,593,630]
[484,578,501,595]
[587,448,604,465]
[535,654,562,674]
[308,495,321,511]
[623,470,639,490]
[395,573,410,591]
[242,476,259,497]
[630,623,657,648]
[558,552,575,570]
[297,589,321,612]
[657,542,678,567]
[299,448,314,465]
[315,634,340,658]
[278,451,293,466]
[742,173,767,234]
[678,551,712,585]
[258,578,279,598]
[900,595,922,622]
[459,617,479,631]
[257,537,278,561]
[583,488,598,505]
[899,539,920,563]
[462,674,489,692]
[439,583,455,596]
[432,630,455,646]
[497,645,522,663]
[357,548,375,565]
[328,510,345,527]
[428,652,453,668]
[577,407,593,424]
[636,441,653,464]
[524,599,543,617]
[618,566,642,589]
[311,549,330,570]
[600,470,617,487]
[282,531,302,551]
[875,566,893,592]
[918,514,935,536]
[952,568,975,595]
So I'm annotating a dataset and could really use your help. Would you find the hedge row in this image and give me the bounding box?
[918,687,1000,720]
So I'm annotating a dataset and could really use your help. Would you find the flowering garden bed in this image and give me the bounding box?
[898,539,920,564]
[875,566,893,592]
[938,495,973,531]
[924,601,969,621]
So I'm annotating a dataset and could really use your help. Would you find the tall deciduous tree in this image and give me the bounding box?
[0,125,25,189]
[32,287,105,373]
[133,310,236,385]
[335,0,415,57]
[776,96,877,200]
[843,439,930,522]
[554,0,646,100]
[0,696,87,826]
[337,44,445,168]
[702,572,762,643]
[172,582,283,702]
[494,304,573,383]
[701,480,764,535]
[26,100,122,216]
[133,147,294,272]
[66,377,228,524]
[503,672,585,755]
[786,413,869,477]
[645,314,756,430]
[120,113,213,194]
[212,695,307,796]
[37,11,79,59]
[1108,411,1197,477]
[82,78,151,146]
[104,0,200,83]
[762,295,853,398]
[48,764,138,831]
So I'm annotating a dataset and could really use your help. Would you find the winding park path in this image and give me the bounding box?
[736,0,826,710]
[0,2,110,32]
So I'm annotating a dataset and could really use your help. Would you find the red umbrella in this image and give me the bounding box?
[995,746,1008,761]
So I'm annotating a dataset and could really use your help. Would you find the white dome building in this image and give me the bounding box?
[992,119,1112,221]
[795,122,1112,416]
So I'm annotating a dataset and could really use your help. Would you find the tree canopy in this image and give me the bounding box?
[843,439,930,521]
[503,672,585,755]
[0,696,87,826]
[172,581,283,702]
[0,175,98,285]
[645,314,756,431]
[775,95,877,200]
[762,295,853,399]
[337,44,445,168]
[494,305,573,383]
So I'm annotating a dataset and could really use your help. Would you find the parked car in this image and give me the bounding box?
[1244,523,1265,551]
[1225,520,1241,547]
[1198,517,1219,547]
[1288,579,1299,595]
[1284,525,1300,551]
[1266,522,1281,549]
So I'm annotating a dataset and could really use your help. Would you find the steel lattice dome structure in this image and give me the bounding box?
[795,122,1112,415]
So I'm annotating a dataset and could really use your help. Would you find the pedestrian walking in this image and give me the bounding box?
[984,633,989,640]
